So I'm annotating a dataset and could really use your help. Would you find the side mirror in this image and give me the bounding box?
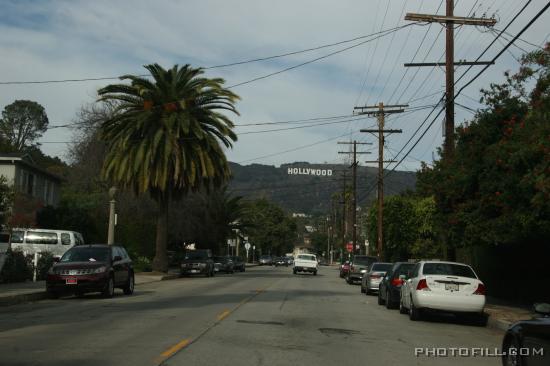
[113,255,122,262]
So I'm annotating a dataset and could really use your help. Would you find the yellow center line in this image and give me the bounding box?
[217,309,231,321]
[155,338,190,364]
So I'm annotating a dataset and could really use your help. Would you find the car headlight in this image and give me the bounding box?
[199,263,206,268]
[92,266,107,274]
[360,269,366,273]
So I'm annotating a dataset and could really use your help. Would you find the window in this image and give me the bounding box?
[422,263,477,279]
[61,233,71,245]
[25,231,58,245]
[112,247,123,260]
[10,231,24,243]
[61,247,109,262]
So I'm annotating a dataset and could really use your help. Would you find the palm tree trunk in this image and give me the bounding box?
[152,197,169,272]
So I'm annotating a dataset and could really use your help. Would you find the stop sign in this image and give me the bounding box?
[346,243,353,252]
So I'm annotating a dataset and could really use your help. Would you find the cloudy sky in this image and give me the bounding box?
[1,0,548,171]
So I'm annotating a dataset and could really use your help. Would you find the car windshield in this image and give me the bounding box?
[422,263,477,279]
[297,255,315,261]
[371,263,393,272]
[60,247,109,262]
[213,256,228,262]
[185,252,208,259]
[353,257,375,266]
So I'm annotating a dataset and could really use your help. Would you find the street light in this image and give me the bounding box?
[107,187,117,245]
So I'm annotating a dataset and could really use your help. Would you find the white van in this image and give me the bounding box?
[9,229,85,259]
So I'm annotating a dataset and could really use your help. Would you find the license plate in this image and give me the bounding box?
[190,270,198,273]
[66,277,78,285]
[445,283,459,291]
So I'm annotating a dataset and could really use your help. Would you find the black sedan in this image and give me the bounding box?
[230,256,246,272]
[377,262,416,309]
[214,256,234,274]
[46,244,134,298]
[501,303,550,366]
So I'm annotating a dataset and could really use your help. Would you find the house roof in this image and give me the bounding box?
[0,154,62,182]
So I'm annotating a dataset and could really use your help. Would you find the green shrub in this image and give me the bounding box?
[0,249,32,283]
[36,252,55,281]
[133,256,152,272]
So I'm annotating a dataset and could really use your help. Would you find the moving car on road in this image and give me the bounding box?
[293,254,318,275]
[180,249,215,277]
[214,256,234,274]
[259,255,273,266]
[274,257,288,267]
[361,262,393,294]
[347,255,377,284]
[230,256,246,272]
[400,261,486,323]
[46,244,134,298]
[377,262,416,309]
[501,303,550,366]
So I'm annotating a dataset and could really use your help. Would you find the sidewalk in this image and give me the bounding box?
[0,270,179,307]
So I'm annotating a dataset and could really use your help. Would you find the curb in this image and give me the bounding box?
[486,315,511,332]
[0,273,180,307]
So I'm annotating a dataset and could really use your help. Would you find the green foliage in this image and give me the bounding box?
[36,252,55,281]
[132,256,153,273]
[0,249,32,283]
[0,100,49,150]
[242,199,297,256]
[366,195,440,261]
[0,176,14,225]
[417,45,550,249]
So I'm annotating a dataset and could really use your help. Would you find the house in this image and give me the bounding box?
[0,154,62,225]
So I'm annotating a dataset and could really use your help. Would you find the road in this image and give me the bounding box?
[0,266,504,366]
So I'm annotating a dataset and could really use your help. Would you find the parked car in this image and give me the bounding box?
[377,262,416,309]
[285,256,294,265]
[347,255,378,284]
[339,261,350,278]
[46,244,134,298]
[293,254,318,275]
[259,255,273,266]
[400,261,486,323]
[214,256,234,274]
[274,257,288,267]
[180,249,215,277]
[9,228,85,259]
[361,262,393,294]
[230,256,246,272]
[501,303,550,366]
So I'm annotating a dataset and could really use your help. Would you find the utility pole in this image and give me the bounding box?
[340,171,347,251]
[404,2,496,155]
[338,141,372,255]
[355,103,405,260]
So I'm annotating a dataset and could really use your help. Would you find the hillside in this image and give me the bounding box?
[228,162,416,214]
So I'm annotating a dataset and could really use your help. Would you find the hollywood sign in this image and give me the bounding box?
[287,167,333,176]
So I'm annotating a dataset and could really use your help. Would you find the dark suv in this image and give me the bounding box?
[347,255,378,284]
[180,249,214,277]
[46,244,134,298]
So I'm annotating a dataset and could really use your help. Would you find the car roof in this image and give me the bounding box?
[418,260,470,266]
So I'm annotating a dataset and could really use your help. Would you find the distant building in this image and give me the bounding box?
[292,213,309,218]
[0,154,62,226]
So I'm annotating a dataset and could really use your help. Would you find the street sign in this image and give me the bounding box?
[244,242,251,250]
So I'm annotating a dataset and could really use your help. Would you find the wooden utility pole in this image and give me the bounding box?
[404,1,496,155]
[338,141,371,254]
[355,103,405,260]
[340,171,347,251]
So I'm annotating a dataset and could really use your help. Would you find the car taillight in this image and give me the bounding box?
[473,283,486,295]
[391,278,404,286]
[416,279,430,291]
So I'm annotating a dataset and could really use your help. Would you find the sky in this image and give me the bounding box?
[1,0,549,172]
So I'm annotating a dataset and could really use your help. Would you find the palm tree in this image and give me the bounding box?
[97,64,239,271]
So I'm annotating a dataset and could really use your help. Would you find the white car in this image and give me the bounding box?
[399,261,486,323]
[293,254,318,275]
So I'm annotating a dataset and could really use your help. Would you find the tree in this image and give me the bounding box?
[98,64,239,271]
[0,176,14,226]
[0,100,49,150]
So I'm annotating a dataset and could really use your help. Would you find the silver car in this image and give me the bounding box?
[361,262,393,295]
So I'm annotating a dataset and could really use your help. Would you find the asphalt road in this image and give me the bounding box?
[0,266,504,366]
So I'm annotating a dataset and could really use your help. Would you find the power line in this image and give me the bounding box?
[0,24,417,86]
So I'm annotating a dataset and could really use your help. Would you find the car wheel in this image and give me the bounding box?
[377,291,384,305]
[385,290,392,309]
[503,335,522,366]
[102,276,115,298]
[123,272,134,295]
[399,299,408,314]
[313,271,317,276]
[409,296,421,321]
